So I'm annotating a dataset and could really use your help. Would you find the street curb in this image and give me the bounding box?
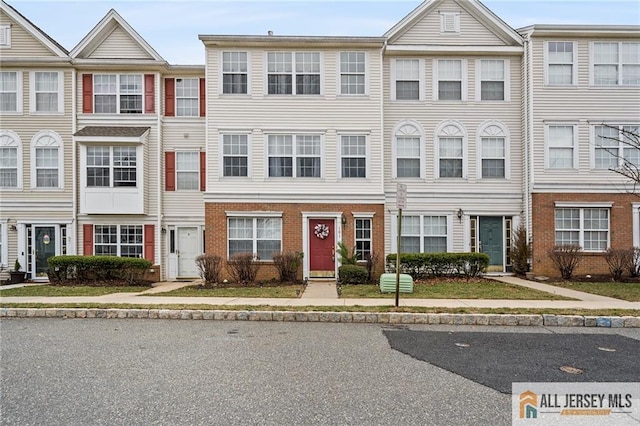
[1,308,640,327]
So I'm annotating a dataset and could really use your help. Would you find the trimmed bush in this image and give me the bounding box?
[47,255,152,286]
[548,245,582,280]
[385,252,490,279]
[338,265,368,284]
[272,251,303,283]
[227,252,260,284]
[196,254,223,284]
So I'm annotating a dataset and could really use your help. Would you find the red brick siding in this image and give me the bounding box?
[531,192,636,277]
[205,202,385,281]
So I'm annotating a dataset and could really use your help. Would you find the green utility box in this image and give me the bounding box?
[379,273,414,293]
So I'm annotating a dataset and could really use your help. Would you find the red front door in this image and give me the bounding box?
[309,219,335,278]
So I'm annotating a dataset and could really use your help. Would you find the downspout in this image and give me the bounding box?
[380,39,387,260]
[71,67,77,255]
[522,35,529,236]
[156,71,162,279]
[527,33,535,238]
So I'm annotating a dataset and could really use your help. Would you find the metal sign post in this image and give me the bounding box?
[395,184,407,308]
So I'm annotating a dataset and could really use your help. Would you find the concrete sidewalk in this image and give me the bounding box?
[1,276,639,310]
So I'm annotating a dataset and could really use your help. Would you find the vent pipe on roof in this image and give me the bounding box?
[268,30,273,36]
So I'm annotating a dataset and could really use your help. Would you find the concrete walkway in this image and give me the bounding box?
[1,276,639,311]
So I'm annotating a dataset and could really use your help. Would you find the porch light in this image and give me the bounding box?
[457,209,463,222]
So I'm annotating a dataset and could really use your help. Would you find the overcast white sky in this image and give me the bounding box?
[8,0,640,64]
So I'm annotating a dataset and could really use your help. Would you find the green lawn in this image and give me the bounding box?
[340,280,574,300]
[153,285,305,298]
[548,281,640,302]
[0,286,147,297]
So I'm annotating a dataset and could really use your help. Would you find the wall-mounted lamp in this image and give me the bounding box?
[161,227,167,234]
[457,208,463,223]
[341,214,347,225]
[9,225,17,232]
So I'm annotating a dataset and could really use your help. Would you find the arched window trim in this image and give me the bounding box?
[477,120,510,180]
[392,120,425,179]
[434,120,467,179]
[30,130,64,190]
[0,130,23,189]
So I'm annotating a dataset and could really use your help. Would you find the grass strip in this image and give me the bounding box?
[0,286,147,297]
[545,281,640,302]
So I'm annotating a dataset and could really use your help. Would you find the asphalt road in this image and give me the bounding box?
[1,320,639,425]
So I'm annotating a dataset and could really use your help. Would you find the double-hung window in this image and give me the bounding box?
[394,123,422,178]
[32,131,63,189]
[228,217,282,260]
[479,60,505,100]
[175,78,199,116]
[593,42,640,86]
[222,52,248,94]
[354,218,372,260]
[547,42,575,85]
[555,207,609,251]
[547,125,575,169]
[437,59,463,100]
[267,134,321,178]
[32,71,62,113]
[595,125,640,169]
[0,71,20,113]
[267,52,320,95]
[394,59,420,100]
[401,215,448,253]
[87,146,137,187]
[176,152,199,190]
[340,135,366,178]
[223,134,249,177]
[94,74,142,113]
[480,124,507,179]
[340,52,365,95]
[437,123,465,178]
[0,131,21,188]
[94,224,143,257]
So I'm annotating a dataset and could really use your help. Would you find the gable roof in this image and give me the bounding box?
[385,0,522,46]
[0,0,69,57]
[70,9,164,61]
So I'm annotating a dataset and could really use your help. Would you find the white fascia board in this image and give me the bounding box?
[385,45,523,55]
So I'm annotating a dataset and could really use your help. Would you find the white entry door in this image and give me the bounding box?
[177,227,199,278]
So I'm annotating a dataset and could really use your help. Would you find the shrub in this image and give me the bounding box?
[196,254,223,284]
[272,251,303,282]
[510,224,531,276]
[629,247,640,278]
[548,245,583,280]
[338,265,368,284]
[47,255,152,286]
[604,248,634,281]
[364,252,380,283]
[337,242,359,265]
[227,252,260,284]
[385,252,489,279]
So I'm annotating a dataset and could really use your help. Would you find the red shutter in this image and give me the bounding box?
[165,151,176,191]
[82,74,93,114]
[200,151,206,191]
[144,74,155,113]
[144,224,155,263]
[83,224,93,256]
[164,78,175,117]
[199,78,206,117]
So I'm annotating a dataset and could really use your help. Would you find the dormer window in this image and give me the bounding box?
[440,11,460,34]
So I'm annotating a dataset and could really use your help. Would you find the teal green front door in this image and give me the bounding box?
[479,217,503,271]
[33,226,56,280]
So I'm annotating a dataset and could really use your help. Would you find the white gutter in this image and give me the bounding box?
[71,68,77,255]
[156,71,162,277]
[527,33,535,237]
[380,41,386,207]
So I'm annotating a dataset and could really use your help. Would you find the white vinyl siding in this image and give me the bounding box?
[546,125,576,169]
[555,208,609,252]
[222,51,248,94]
[175,78,199,117]
[228,217,282,260]
[592,42,640,86]
[30,71,63,113]
[340,52,366,95]
[267,52,321,95]
[0,71,21,113]
[546,41,575,85]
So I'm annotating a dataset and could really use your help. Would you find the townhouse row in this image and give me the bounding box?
[1,0,638,281]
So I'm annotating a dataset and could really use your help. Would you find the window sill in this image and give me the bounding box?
[0,111,23,115]
[544,84,578,89]
[29,111,64,116]
[543,168,579,172]
[30,187,65,192]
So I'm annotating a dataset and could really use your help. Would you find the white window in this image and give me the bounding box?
[593,42,640,86]
[440,11,460,34]
[594,125,640,169]
[401,215,449,253]
[223,134,249,177]
[31,71,63,113]
[340,52,366,95]
[547,41,575,85]
[393,59,421,101]
[94,224,143,257]
[176,151,199,190]
[555,208,609,251]
[267,134,321,178]
[0,25,11,48]
[31,131,63,189]
[222,52,248,94]
[228,217,282,260]
[0,71,21,113]
[355,218,372,260]
[394,122,423,178]
[340,135,366,178]
[267,52,320,95]
[175,78,199,117]
[436,59,465,101]
[479,123,508,179]
[86,146,137,187]
[0,130,22,189]
[94,74,142,114]
[546,125,576,169]
[436,122,466,178]
[478,60,507,101]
